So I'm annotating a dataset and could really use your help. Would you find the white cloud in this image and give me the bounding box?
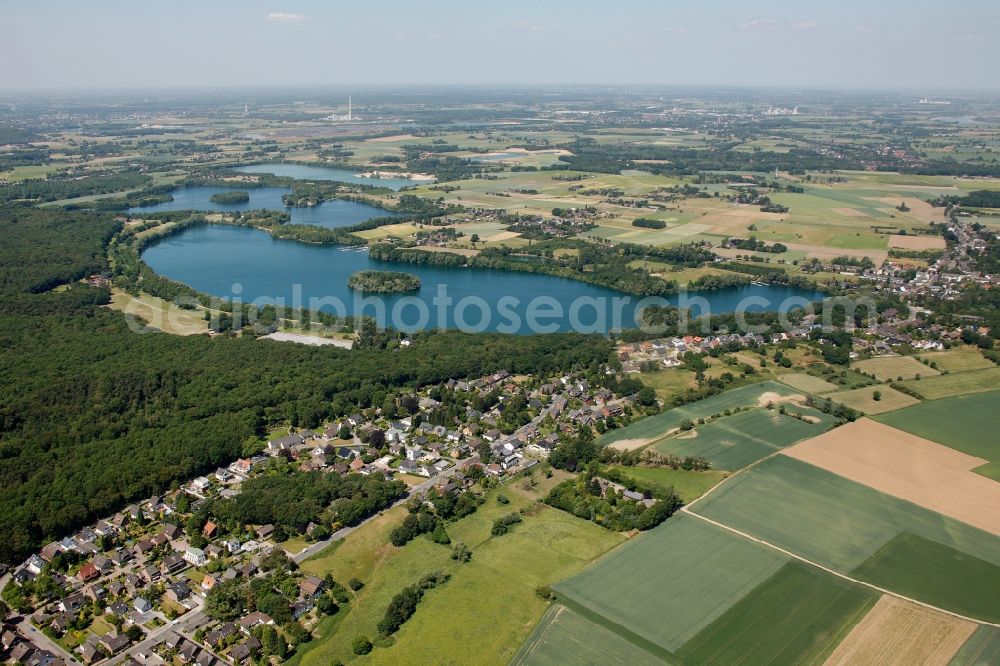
[742,18,817,31]
[512,20,544,33]
[266,12,306,23]
[742,18,778,29]
[852,24,875,33]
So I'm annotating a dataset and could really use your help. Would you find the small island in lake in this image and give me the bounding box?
[348,270,421,293]
[209,190,250,204]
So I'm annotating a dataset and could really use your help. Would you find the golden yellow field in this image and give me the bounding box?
[823,595,977,666]
[783,419,1000,536]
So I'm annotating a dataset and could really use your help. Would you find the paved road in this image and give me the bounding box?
[15,616,81,664]
[104,607,208,666]
[293,465,461,563]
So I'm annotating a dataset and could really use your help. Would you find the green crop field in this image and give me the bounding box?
[291,475,623,666]
[554,514,788,654]
[852,355,940,381]
[510,604,666,666]
[677,562,877,665]
[898,367,1000,400]
[917,347,994,373]
[690,456,1000,618]
[851,532,1000,623]
[874,392,1000,480]
[950,626,1000,666]
[825,385,920,414]
[598,381,801,447]
[778,372,839,393]
[604,465,726,503]
[651,407,833,471]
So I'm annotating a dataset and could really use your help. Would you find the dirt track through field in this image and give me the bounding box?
[608,438,653,451]
[823,595,976,666]
[782,419,1000,536]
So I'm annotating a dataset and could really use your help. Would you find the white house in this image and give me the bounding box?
[184,547,206,567]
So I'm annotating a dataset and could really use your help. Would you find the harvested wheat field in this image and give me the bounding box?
[485,230,522,242]
[888,234,946,250]
[832,207,872,218]
[783,419,1000,536]
[824,595,977,666]
[365,133,417,142]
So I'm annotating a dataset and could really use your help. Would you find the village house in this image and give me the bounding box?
[166,580,192,603]
[237,611,273,634]
[299,576,325,599]
[77,561,100,583]
[230,636,261,664]
[99,633,131,656]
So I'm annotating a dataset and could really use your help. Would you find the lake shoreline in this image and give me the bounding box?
[141,224,822,334]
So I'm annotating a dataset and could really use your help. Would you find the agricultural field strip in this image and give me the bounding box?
[679,508,1000,628]
[680,445,1000,629]
[650,408,824,470]
[509,604,666,666]
[781,419,1000,537]
[551,513,788,656]
[599,381,805,447]
[949,627,1000,666]
[823,595,977,666]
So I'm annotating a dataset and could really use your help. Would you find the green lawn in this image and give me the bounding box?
[852,355,940,381]
[291,473,623,665]
[636,367,694,401]
[778,373,839,394]
[650,407,835,472]
[604,465,726,503]
[690,456,1000,616]
[852,532,1000,623]
[554,514,788,654]
[824,385,920,414]
[917,347,994,373]
[898,367,1000,400]
[281,536,309,557]
[677,562,877,665]
[510,604,666,666]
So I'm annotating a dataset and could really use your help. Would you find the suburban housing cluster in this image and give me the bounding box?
[0,369,644,666]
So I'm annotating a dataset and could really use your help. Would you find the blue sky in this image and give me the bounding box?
[2,0,998,90]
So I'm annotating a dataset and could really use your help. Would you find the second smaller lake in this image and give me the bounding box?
[130,186,400,229]
[234,163,430,191]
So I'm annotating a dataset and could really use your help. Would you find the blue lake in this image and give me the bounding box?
[130,186,401,228]
[142,224,822,334]
[470,152,524,162]
[234,163,429,190]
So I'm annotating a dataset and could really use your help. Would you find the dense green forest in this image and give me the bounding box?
[0,172,150,202]
[209,190,250,204]
[0,207,120,293]
[348,270,421,293]
[369,238,723,296]
[0,205,610,562]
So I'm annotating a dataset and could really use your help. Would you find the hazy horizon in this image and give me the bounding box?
[3,0,999,92]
